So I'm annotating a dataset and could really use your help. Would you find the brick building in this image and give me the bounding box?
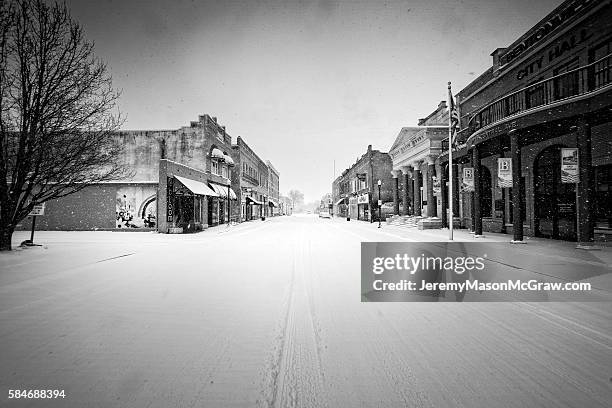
[232,136,269,221]
[267,161,281,216]
[18,114,281,233]
[331,145,394,222]
[438,0,612,243]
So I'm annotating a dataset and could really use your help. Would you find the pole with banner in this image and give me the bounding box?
[447,82,459,241]
[560,148,580,242]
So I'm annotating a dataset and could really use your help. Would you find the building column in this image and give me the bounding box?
[576,119,594,245]
[413,163,422,216]
[509,129,523,242]
[440,163,448,227]
[427,158,437,217]
[401,166,411,216]
[473,146,483,236]
[391,170,400,215]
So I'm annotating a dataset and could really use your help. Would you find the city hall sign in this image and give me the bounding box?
[500,0,595,66]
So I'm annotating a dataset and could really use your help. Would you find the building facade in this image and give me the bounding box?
[331,145,394,221]
[438,0,612,243]
[18,114,281,232]
[267,161,281,216]
[232,136,269,222]
[388,101,450,223]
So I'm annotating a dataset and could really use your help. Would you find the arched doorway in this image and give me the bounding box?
[534,145,576,240]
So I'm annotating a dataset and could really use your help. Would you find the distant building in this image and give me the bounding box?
[331,145,393,222]
[232,136,269,221]
[267,161,280,216]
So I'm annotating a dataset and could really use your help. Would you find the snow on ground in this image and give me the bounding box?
[1,216,611,407]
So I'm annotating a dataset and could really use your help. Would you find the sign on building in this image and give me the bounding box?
[462,167,474,192]
[497,158,513,187]
[433,179,441,195]
[28,203,46,216]
[357,193,369,204]
[561,148,579,183]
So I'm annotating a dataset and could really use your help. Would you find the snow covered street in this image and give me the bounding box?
[1,215,612,407]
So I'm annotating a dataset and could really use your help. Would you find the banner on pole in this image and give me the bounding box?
[28,203,46,216]
[497,158,513,188]
[561,148,579,183]
[461,167,474,192]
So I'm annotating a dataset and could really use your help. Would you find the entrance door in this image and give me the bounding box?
[534,145,576,240]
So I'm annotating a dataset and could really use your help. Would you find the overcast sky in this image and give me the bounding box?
[66,0,562,202]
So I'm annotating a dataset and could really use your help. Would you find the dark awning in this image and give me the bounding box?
[246,196,264,205]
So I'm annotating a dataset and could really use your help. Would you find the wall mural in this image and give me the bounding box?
[116,186,157,228]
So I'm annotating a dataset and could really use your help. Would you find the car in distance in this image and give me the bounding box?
[319,208,331,218]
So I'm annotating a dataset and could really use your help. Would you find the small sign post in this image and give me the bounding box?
[27,203,46,245]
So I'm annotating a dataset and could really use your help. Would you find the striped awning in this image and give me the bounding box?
[209,182,237,200]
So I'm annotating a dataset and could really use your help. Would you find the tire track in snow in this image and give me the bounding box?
[259,225,328,408]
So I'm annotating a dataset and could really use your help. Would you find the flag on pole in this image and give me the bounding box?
[448,84,459,147]
[447,82,456,240]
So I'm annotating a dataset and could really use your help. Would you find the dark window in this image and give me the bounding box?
[553,57,580,100]
[590,37,612,89]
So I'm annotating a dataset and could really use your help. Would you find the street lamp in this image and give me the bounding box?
[377,179,382,228]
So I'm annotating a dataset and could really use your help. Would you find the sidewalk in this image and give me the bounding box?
[333,215,612,295]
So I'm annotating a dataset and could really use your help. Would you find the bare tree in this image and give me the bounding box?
[287,189,304,212]
[0,0,128,250]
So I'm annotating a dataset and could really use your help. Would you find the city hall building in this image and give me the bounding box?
[439,0,612,243]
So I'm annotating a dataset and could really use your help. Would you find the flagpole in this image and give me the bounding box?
[448,82,454,241]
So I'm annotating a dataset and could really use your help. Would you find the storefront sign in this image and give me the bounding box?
[561,148,579,183]
[462,167,474,192]
[28,203,46,216]
[166,176,174,222]
[497,158,513,188]
[357,193,369,204]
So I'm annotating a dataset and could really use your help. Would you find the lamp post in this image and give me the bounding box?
[377,179,382,228]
